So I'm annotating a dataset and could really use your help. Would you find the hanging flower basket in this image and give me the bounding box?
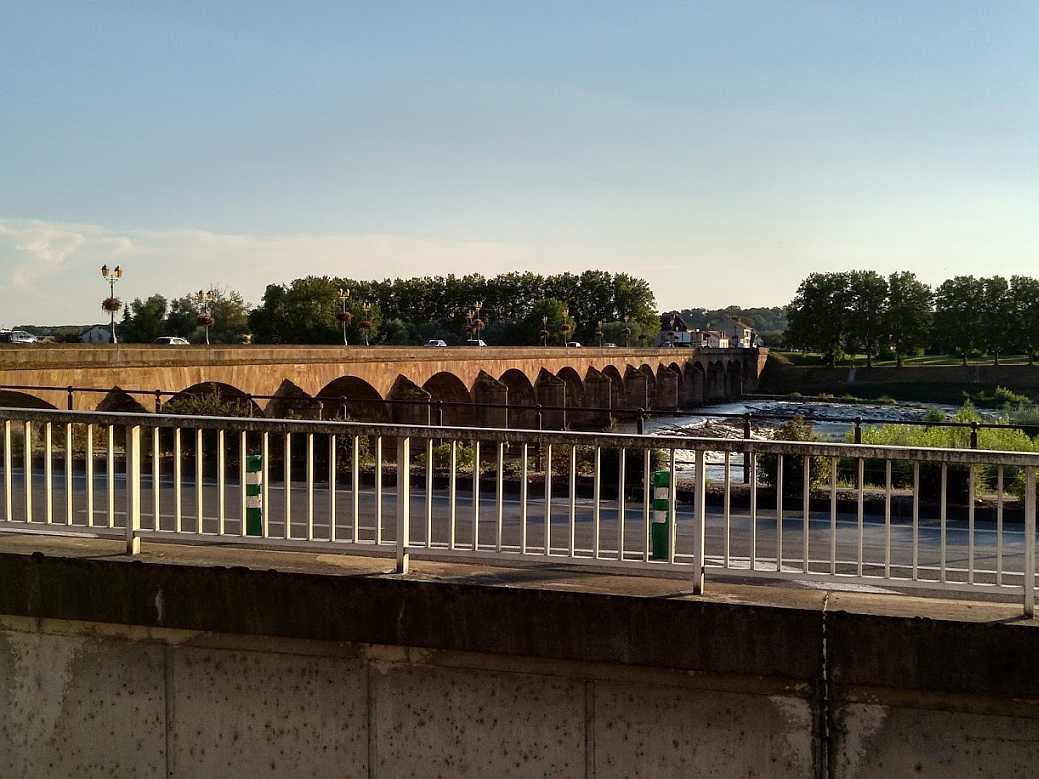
[539,329,549,339]
[101,297,122,313]
[560,323,573,334]
[359,320,373,330]
[196,312,215,327]
[471,318,484,330]
[335,311,353,323]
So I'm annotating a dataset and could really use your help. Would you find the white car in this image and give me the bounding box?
[565,341,582,348]
[465,339,487,347]
[0,330,38,343]
[602,342,617,348]
[154,336,190,345]
[424,339,448,347]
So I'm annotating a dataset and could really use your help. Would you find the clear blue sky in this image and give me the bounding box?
[2,2,1037,324]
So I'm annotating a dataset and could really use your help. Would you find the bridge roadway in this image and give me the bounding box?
[0,344,766,421]
[2,466,1026,594]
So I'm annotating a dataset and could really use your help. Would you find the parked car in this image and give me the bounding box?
[424,339,448,347]
[565,341,582,348]
[154,336,190,345]
[464,339,487,347]
[602,342,617,348]
[0,330,38,343]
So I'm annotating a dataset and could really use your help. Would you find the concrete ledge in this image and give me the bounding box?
[0,545,822,683]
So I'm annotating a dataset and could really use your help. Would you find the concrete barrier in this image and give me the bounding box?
[0,542,1036,776]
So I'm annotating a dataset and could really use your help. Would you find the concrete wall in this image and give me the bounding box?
[1,548,1036,777]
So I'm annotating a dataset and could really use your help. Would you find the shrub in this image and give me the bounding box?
[759,417,831,495]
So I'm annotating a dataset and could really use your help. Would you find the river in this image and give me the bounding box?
[642,398,986,479]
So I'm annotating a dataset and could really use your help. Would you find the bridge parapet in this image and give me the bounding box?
[0,345,767,417]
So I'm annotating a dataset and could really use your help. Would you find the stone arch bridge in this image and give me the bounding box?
[0,345,767,429]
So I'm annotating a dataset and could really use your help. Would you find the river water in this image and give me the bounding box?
[642,398,982,479]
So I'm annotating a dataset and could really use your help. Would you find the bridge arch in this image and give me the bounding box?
[601,365,624,408]
[556,367,585,421]
[499,369,537,429]
[317,376,388,422]
[0,390,55,410]
[727,361,743,399]
[684,362,706,407]
[267,379,319,419]
[423,372,475,427]
[706,362,726,402]
[96,387,149,414]
[163,382,262,417]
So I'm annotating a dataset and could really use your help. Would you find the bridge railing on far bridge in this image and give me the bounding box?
[0,406,1037,614]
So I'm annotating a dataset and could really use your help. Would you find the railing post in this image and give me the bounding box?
[66,386,74,411]
[854,417,862,444]
[536,404,543,431]
[154,389,162,414]
[341,396,349,421]
[395,436,411,574]
[125,424,141,555]
[1025,466,1035,617]
[743,413,752,485]
[438,400,445,427]
[637,409,646,435]
[693,448,706,594]
[970,422,978,450]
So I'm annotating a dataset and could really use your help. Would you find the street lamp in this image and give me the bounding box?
[560,307,572,347]
[196,289,215,345]
[100,264,123,344]
[471,301,485,343]
[623,314,631,348]
[359,302,372,346]
[596,319,604,348]
[335,288,352,346]
[540,314,549,347]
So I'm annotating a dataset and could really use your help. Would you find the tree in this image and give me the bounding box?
[1008,276,1039,364]
[165,289,250,344]
[519,299,575,346]
[784,272,851,366]
[979,276,1011,365]
[886,272,932,367]
[933,276,984,365]
[846,270,888,367]
[120,294,168,343]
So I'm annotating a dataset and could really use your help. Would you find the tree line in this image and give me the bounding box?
[115,271,660,346]
[785,271,1039,366]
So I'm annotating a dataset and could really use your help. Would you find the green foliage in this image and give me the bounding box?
[248,271,657,346]
[886,271,932,366]
[994,386,1030,406]
[758,417,830,495]
[853,402,1039,499]
[163,388,254,418]
[785,272,853,366]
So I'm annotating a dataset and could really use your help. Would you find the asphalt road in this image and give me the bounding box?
[1,467,1031,594]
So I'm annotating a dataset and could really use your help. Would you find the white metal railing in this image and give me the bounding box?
[1,406,1037,614]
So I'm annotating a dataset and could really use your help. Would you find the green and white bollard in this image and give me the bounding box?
[651,469,669,560]
[246,453,263,536]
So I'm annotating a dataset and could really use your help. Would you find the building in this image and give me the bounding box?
[80,325,112,343]
[658,312,693,346]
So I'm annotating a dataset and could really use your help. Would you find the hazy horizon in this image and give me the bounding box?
[3,3,1037,324]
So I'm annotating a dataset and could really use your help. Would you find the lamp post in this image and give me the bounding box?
[359,302,372,347]
[471,301,484,343]
[196,289,214,345]
[336,288,352,345]
[596,319,604,348]
[540,314,548,347]
[623,314,631,347]
[560,307,572,347]
[100,264,123,344]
